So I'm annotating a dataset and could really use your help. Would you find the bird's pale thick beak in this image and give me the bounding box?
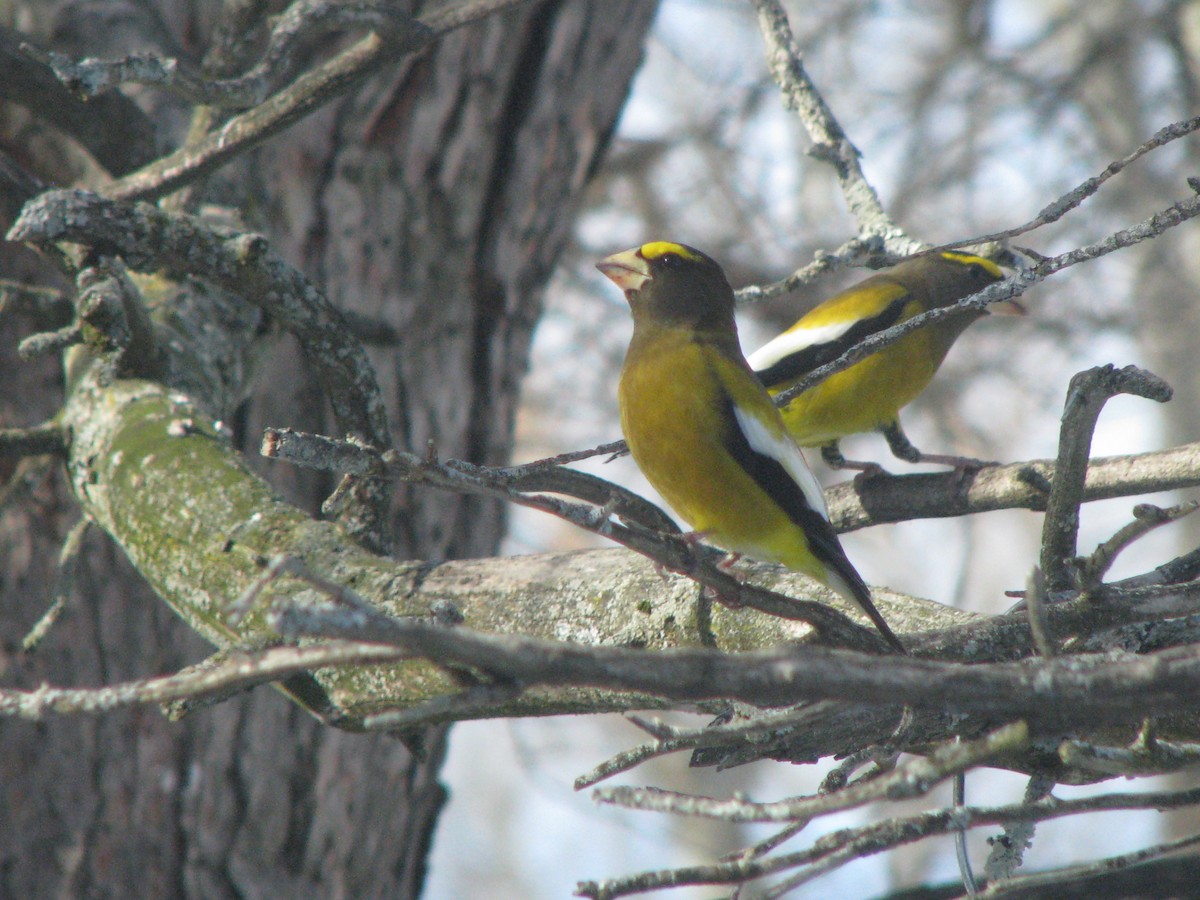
[596,248,652,294]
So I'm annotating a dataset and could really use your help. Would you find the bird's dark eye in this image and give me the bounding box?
[968,263,993,281]
[658,253,683,268]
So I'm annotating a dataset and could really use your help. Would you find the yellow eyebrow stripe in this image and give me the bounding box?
[938,251,1003,279]
[640,241,702,262]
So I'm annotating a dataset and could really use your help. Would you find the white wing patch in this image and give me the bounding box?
[731,404,831,523]
[746,319,859,372]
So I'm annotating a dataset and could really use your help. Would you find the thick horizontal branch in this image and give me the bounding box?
[261,428,897,653]
[826,441,1200,532]
[271,597,1200,728]
[60,362,948,725]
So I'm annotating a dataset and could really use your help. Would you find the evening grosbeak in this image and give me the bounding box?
[747,251,1024,471]
[598,240,904,653]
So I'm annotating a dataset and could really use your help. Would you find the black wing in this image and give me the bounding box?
[754,297,909,388]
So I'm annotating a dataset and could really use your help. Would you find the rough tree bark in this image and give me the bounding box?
[0,1,657,896]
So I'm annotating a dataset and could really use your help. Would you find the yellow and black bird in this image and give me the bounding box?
[747,251,1023,471]
[597,240,904,653]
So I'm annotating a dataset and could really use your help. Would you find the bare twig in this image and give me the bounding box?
[592,723,1028,822]
[767,189,1200,407]
[749,0,909,250]
[0,642,404,720]
[576,785,1200,898]
[0,422,64,460]
[734,236,884,304]
[1040,366,1173,593]
[20,517,92,652]
[1058,730,1200,778]
[977,830,1200,897]
[263,427,679,534]
[575,734,699,790]
[950,115,1200,250]
[92,0,533,202]
[17,324,82,359]
[24,1,428,110]
[734,116,1200,309]
[1078,502,1199,590]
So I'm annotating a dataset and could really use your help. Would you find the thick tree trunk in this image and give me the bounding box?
[0,1,656,895]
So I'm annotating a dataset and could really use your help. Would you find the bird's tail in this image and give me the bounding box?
[825,570,906,654]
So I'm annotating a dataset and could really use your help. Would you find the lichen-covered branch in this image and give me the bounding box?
[8,188,394,548]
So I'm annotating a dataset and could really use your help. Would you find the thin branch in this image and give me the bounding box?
[92,0,534,201]
[749,0,909,249]
[768,189,1200,407]
[0,642,404,719]
[0,422,64,460]
[575,734,700,790]
[263,427,679,534]
[827,440,1200,533]
[576,786,1200,898]
[592,722,1029,822]
[23,1,427,110]
[17,324,83,359]
[733,235,883,304]
[949,115,1200,250]
[1058,731,1200,778]
[978,831,1200,897]
[20,517,93,652]
[1078,501,1199,589]
[737,117,1200,306]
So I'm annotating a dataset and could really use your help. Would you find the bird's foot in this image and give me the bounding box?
[821,442,892,479]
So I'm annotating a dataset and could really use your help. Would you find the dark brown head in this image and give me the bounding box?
[891,251,1022,315]
[596,241,736,332]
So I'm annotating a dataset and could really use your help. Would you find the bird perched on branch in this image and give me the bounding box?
[747,251,1024,472]
[597,240,904,653]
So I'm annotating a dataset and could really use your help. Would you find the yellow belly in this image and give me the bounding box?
[776,328,943,446]
[619,336,828,582]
